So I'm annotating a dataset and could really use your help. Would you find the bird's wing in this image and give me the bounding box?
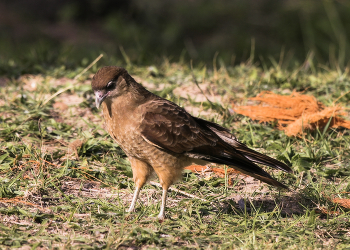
[139,100,218,154]
[139,99,289,189]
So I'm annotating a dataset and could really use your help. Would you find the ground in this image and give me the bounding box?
[1,61,350,249]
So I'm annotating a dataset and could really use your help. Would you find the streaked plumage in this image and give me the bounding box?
[91,66,292,220]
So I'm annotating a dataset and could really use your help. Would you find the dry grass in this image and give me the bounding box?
[1,62,350,249]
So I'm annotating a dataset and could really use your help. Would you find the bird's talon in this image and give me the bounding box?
[125,212,136,221]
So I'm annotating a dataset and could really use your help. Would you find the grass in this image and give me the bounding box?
[1,57,350,249]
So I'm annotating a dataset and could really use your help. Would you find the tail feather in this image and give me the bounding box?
[187,146,289,189]
[231,141,292,173]
[192,117,291,189]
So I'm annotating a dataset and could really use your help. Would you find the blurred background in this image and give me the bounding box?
[1,0,350,76]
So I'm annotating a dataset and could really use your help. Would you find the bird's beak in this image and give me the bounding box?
[94,90,108,109]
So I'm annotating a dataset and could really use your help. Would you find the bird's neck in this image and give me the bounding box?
[128,80,155,103]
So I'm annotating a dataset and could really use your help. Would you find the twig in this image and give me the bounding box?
[74,53,103,80]
[5,221,33,226]
[41,85,74,107]
[190,60,214,107]
[333,89,350,104]
[0,197,50,212]
[41,53,103,107]
[149,181,209,202]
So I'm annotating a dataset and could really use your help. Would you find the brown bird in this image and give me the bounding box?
[91,66,292,220]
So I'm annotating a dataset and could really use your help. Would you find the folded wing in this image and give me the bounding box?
[139,99,291,188]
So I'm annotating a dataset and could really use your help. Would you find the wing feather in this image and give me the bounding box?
[139,100,217,154]
[139,99,290,189]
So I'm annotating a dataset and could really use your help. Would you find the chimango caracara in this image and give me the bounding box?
[91,66,292,220]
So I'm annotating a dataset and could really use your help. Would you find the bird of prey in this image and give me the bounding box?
[91,66,292,220]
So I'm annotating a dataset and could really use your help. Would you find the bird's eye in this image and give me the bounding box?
[106,81,115,90]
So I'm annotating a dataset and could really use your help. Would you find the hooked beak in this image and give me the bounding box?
[94,90,108,109]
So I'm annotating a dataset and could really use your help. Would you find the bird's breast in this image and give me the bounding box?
[101,99,143,155]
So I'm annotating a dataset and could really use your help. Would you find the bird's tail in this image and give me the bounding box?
[197,151,290,189]
[193,117,291,189]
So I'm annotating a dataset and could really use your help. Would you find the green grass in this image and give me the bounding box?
[1,59,350,249]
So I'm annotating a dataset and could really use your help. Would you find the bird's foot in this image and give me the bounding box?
[125,212,135,221]
[147,215,165,223]
[157,213,165,223]
[125,206,136,220]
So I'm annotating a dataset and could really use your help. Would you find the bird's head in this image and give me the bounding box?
[91,66,129,109]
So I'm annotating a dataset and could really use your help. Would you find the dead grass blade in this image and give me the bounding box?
[41,54,103,106]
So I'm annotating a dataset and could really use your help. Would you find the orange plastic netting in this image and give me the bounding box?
[233,91,350,136]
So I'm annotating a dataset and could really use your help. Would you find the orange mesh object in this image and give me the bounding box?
[332,198,350,209]
[0,197,49,212]
[185,165,209,172]
[184,165,243,176]
[212,167,243,176]
[233,91,350,136]
[185,165,245,186]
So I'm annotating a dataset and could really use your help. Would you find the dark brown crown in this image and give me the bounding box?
[91,66,128,91]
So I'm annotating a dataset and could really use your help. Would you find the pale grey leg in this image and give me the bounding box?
[157,188,168,221]
[127,187,140,212]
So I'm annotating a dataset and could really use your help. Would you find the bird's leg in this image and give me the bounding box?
[127,186,141,212]
[127,157,152,213]
[154,167,179,221]
[157,187,168,221]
